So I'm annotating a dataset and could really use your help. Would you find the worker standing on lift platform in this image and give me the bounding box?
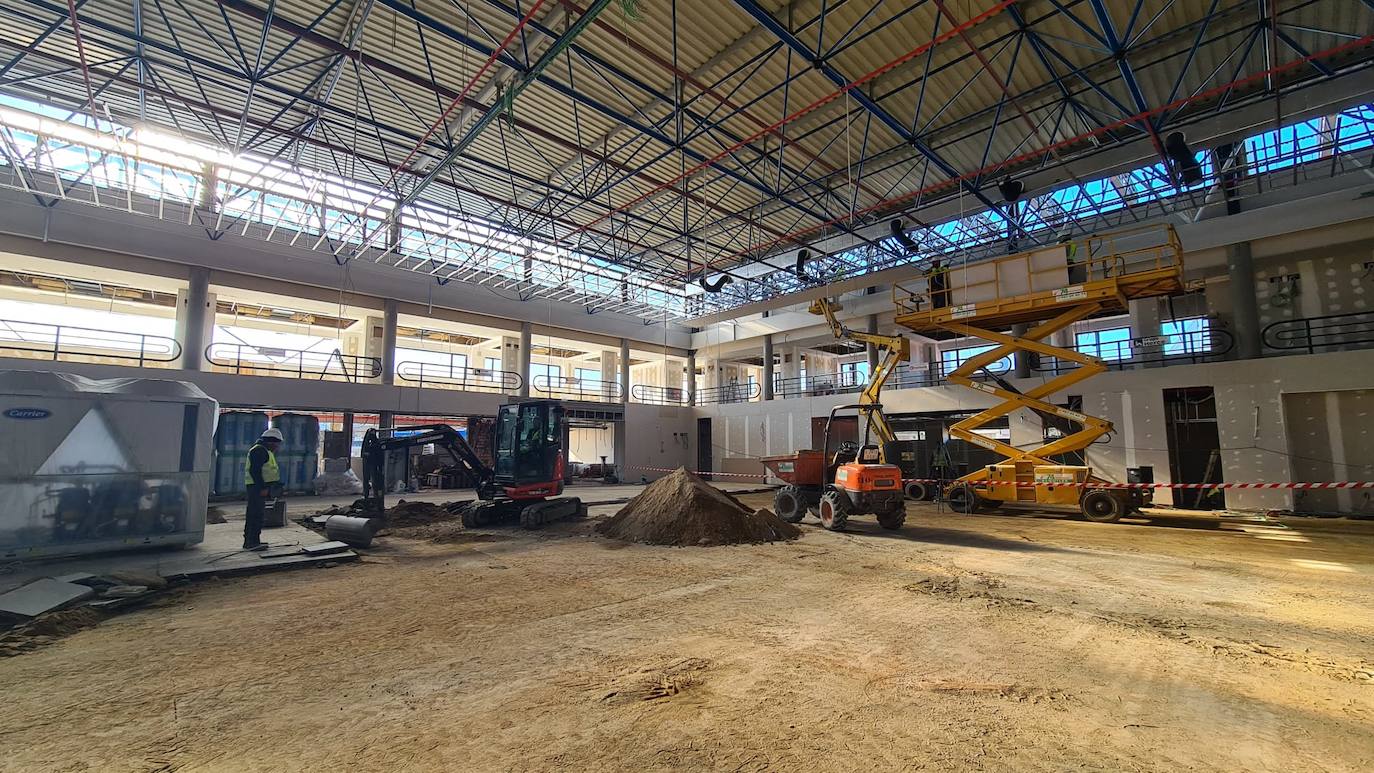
[1061,231,1086,284]
[928,259,950,309]
[243,428,283,551]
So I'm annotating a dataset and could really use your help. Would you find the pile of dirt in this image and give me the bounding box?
[0,607,107,657]
[317,498,383,518]
[597,467,800,547]
[382,500,452,529]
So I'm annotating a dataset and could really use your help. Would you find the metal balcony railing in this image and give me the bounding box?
[774,371,865,399]
[889,368,943,389]
[396,361,522,392]
[1263,311,1374,354]
[205,343,381,381]
[696,382,761,405]
[0,319,180,366]
[532,374,623,402]
[630,384,688,405]
[1033,328,1233,373]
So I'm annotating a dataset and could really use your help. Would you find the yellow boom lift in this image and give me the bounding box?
[891,224,1185,522]
[807,296,911,458]
[757,298,913,531]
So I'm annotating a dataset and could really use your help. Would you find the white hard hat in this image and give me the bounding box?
[261,428,284,442]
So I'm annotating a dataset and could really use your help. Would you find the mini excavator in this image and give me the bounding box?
[760,298,911,531]
[361,399,585,529]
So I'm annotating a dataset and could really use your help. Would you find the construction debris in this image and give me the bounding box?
[0,578,96,619]
[317,497,451,526]
[597,467,801,547]
[325,516,380,548]
[302,541,351,556]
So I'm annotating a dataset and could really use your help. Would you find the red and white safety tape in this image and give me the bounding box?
[627,464,767,480]
[896,479,1374,490]
[625,465,1374,490]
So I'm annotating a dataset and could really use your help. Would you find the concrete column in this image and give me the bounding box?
[499,335,521,395]
[175,267,214,371]
[1048,330,1073,376]
[600,348,618,385]
[618,338,630,404]
[866,315,879,374]
[341,412,355,449]
[518,322,532,397]
[380,299,398,385]
[761,335,774,401]
[1129,297,1165,365]
[1227,241,1262,360]
[378,411,394,429]
[782,347,802,380]
[1011,323,1031,378]
[686,351,697,405]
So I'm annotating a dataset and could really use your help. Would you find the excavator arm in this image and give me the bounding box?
[808,298,910,450]
[361,424,495,509]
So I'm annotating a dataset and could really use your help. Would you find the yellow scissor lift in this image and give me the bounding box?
[892,224,1185,522]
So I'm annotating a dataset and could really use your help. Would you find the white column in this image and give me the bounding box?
[685,351,697,405]
[174,267,215,371]
[518,322,532,398]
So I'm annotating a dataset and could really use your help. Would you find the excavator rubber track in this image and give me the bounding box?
[455,497,586,529]
[518,497,586,529]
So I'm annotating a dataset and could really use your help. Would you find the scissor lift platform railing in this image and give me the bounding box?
[893,224,1185,334]
[889,224,1185,520]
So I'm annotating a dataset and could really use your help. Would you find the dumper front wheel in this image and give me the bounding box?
[818,491,850,531]
[773,485,806,523]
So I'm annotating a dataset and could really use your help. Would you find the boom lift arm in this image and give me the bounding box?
[808,298,910,451]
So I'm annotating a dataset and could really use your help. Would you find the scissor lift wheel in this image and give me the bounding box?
[1080,490,1127,523]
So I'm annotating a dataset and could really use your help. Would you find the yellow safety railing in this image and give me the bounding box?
[892,223,1183,318]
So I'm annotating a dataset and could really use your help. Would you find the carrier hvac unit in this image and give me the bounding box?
[0,371,218,559]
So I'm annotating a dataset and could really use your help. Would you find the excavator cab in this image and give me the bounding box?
[492,399,566,499]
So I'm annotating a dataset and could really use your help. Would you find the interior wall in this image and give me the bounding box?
[618,402,693,481]
[568,426,614,465]
[696,348,1374,513]
[1282,389,1374,515]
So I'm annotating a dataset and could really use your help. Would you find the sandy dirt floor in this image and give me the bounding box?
[2,498,1372,772]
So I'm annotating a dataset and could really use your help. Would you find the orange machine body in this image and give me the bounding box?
[834,462,903,494]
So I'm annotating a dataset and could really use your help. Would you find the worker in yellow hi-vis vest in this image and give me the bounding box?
[243,428,283,551]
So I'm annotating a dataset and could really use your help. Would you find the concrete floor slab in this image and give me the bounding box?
[0,519,344,595]
[0,578,95,618]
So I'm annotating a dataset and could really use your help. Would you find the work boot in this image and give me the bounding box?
[245,543,269,552]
